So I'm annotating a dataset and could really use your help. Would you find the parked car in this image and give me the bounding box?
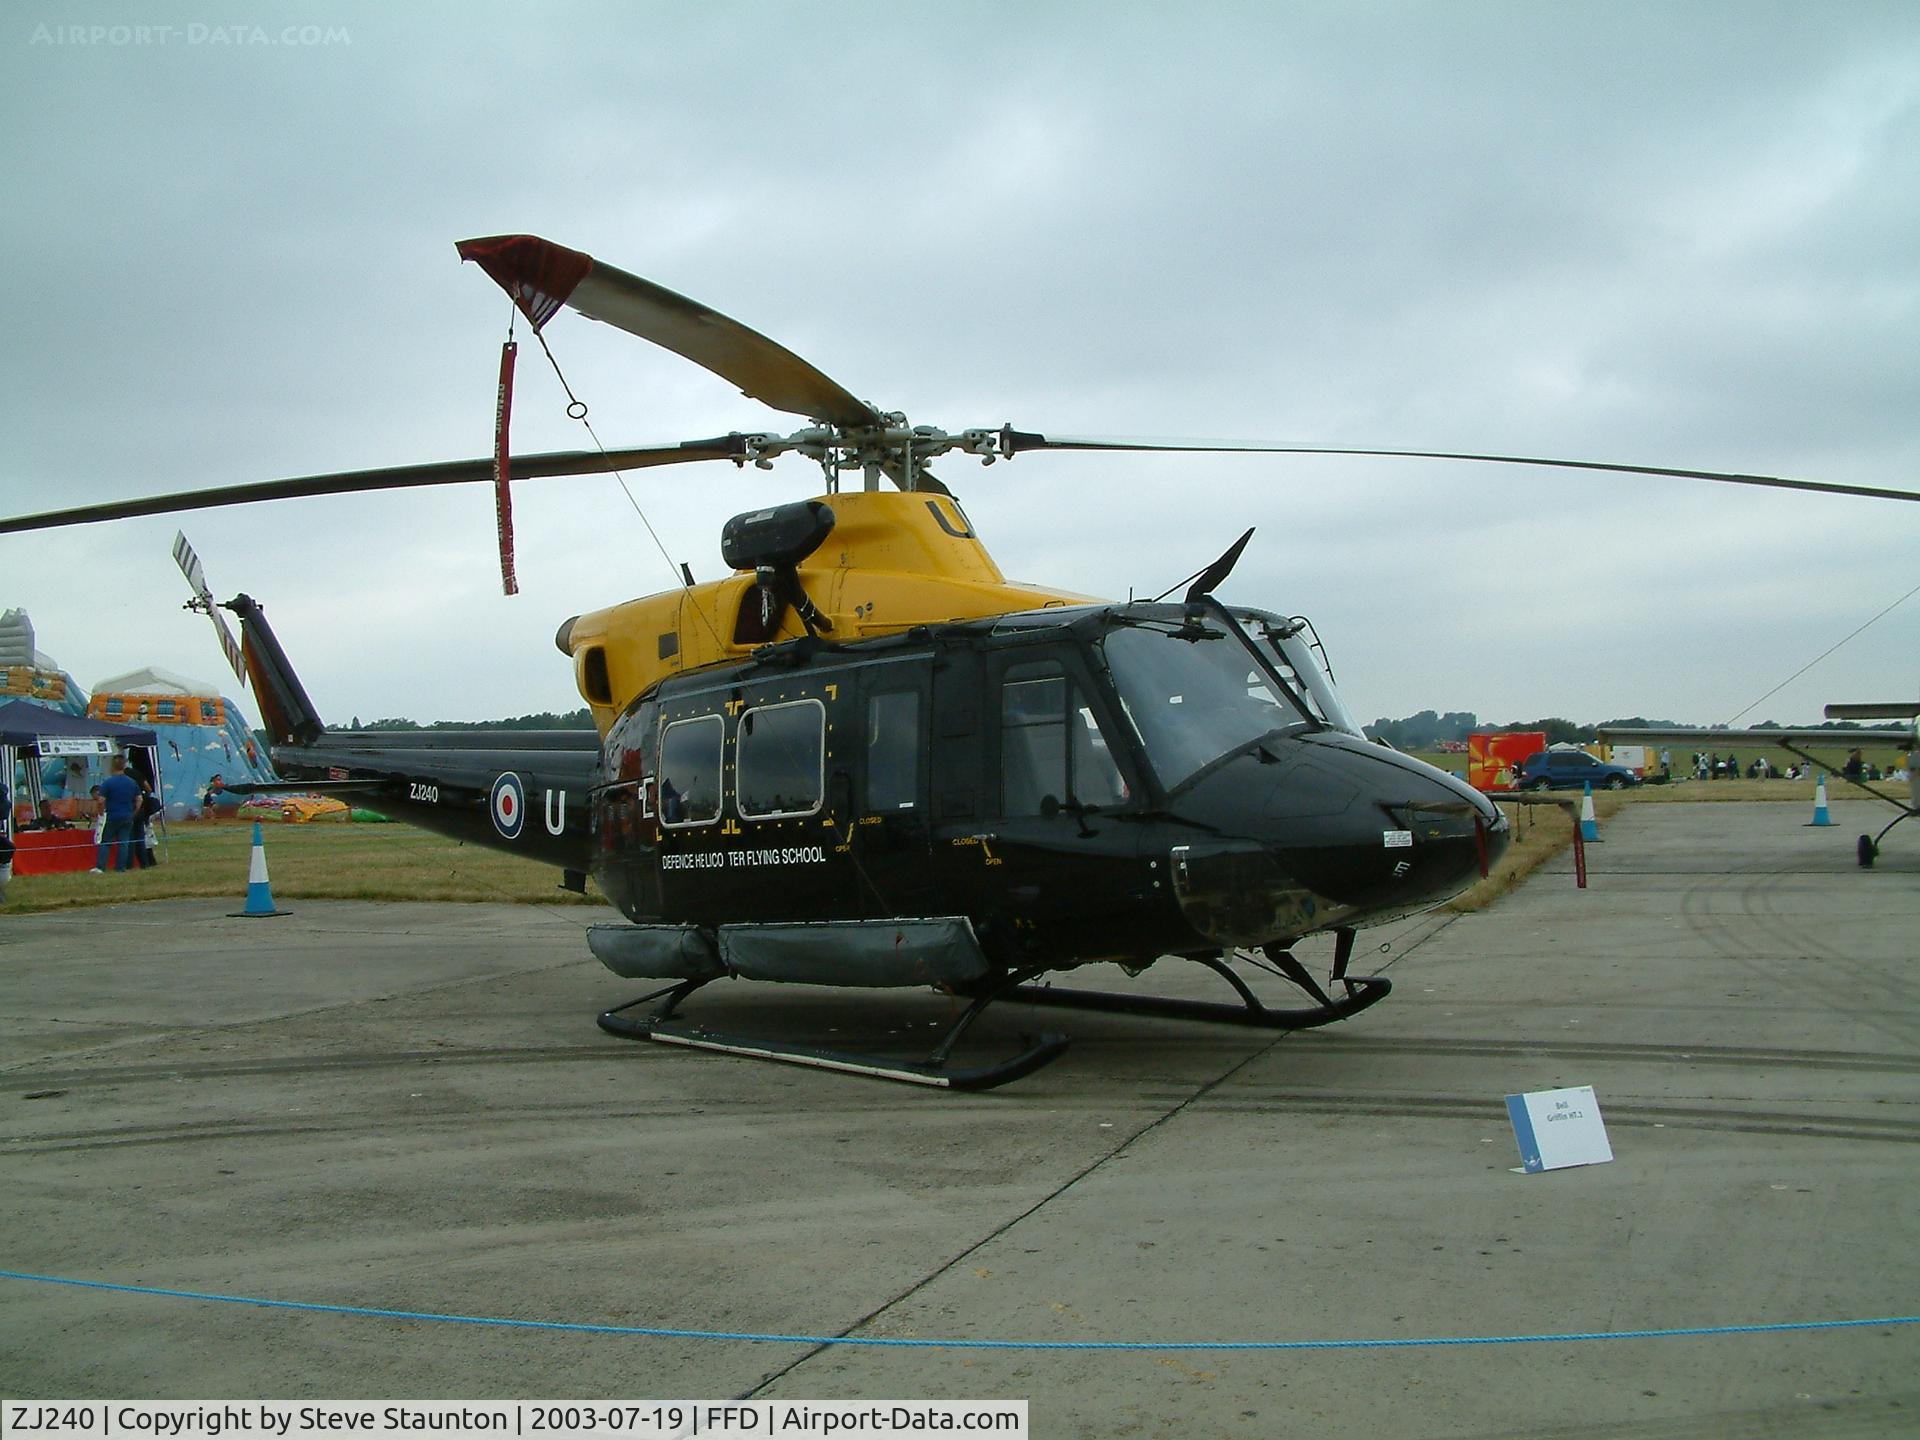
[1516,749,1640,791]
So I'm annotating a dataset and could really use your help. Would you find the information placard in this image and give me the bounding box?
[36,735,112,757]
[1505,1084,1613,1173]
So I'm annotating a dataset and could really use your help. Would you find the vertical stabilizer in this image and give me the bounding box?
[225,594,325,746]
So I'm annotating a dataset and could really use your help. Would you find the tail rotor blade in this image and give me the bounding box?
[208,607,248,689]
[171,530,210,601]
[173,529,250,688]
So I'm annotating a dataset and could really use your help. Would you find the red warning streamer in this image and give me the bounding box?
[493,339,518,596]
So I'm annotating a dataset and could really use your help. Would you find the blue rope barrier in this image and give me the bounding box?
[3,1270,1915,1352]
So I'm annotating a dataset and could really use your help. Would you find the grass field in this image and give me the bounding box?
[1,819,602,915]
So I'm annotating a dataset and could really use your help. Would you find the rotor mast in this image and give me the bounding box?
[729,418,1006,495]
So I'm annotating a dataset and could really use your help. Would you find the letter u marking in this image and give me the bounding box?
[545,789,567,835]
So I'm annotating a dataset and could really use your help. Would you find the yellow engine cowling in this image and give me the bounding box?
[560,490,1094,732]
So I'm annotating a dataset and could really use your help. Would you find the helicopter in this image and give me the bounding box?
[8,233,1915,1088]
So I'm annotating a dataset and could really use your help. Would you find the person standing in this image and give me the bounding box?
[93,755,141,873]
[0,776,13,903]
[129,773,160,868]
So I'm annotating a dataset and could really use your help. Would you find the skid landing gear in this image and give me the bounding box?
[597,969,1070,1090]
[1001,928,1390,1031]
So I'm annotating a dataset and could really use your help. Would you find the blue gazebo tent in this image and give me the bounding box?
[1,699,160,837]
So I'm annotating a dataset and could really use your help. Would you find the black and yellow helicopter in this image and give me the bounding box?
[10,234,1915,1087]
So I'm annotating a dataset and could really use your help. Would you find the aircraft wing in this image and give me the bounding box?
[1600,724,1914,814]
[1599,726,1911,747]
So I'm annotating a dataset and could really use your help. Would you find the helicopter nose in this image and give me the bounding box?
[1365,749,1506,890]
[1166,738,1508,948]
[1289,732,1508,910]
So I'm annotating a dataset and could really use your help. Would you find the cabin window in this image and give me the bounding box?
[658,714,723,827]
[867,690,921,811]
[1000,664,1128,817]
[736,699,825,820]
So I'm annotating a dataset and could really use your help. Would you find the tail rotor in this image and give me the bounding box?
[172,531,248,688]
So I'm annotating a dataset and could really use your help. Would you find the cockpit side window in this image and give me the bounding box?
[999,662,1128,817]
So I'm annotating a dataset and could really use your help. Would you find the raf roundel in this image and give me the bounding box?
[490,771,526,840]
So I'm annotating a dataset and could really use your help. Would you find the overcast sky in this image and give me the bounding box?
[4,2,1916,730]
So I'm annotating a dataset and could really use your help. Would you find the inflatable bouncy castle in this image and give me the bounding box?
[87,666,278,819]
[1,609,86,717]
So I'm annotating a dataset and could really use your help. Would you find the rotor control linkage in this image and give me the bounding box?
[725,423,1010,490]
[1001,930,1389,1031]
[595,970,1070,1091]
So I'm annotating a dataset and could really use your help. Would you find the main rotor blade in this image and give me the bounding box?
[458,235,883,432]
[996,429,1920,504]
[0,439,744,535]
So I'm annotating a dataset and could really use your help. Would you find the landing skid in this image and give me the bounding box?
[596,970,1070,1091]
[1001,928,1390,1031]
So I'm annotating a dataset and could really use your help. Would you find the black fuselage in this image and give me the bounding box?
[272,604,1506,972]
[589,604,1507,972]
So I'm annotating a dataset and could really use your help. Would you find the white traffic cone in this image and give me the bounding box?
[1579,782,1600,842]
[1806,775,1834,828]
[229,821,290,917]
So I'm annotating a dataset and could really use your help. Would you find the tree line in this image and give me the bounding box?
[1366,709,1885,750]
[347,709,597,731]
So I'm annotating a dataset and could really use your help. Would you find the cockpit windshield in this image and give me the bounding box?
[1234,608,1366,738]
[1100,615,1314,790]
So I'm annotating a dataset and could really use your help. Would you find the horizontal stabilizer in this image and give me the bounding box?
[1825,702,1920,722]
